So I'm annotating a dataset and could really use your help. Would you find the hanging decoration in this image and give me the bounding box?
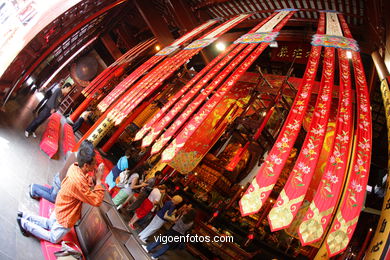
[82,38,156,97]
[97,19,219,112]
[298,48,353,246]
[168,82,252,174]
[160,10,296,162]
[239,12,325,217]
[325,14,372,257]
[109,14,251,125]
[85,14,251,144]
[142,12,279,150]
[268,46,335,232]
[267,11,343,232]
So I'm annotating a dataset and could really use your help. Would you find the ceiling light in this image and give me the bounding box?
[155,45,161,51]
[270,41,278,48]
[215,42,226,51]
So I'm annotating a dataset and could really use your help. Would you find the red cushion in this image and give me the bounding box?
[39,185,84,260]
[62,123,76,155]
[40,113,61,158]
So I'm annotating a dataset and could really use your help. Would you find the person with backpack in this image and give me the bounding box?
[126,171,162,211]
[138,195,183,243]
[112,167,148,209]
[105,149,137,191]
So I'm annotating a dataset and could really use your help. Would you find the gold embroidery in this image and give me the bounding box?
[268,190,305,230]
[326,213,359,255]
[299,202,334,244]
[240,181,274,215]
[161,139,184,162]
[142,131,156,147]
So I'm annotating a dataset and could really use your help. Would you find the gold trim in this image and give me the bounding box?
[240,180,274,215]
[268,190,305,230]
[326,213,359,255]
[299,202,334,244]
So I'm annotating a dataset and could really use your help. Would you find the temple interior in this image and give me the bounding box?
[1,0,390,259]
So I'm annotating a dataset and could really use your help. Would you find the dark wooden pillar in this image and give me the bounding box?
[167,0,211,64]
[133,0,174,47]
[167,0,198,31]
[101,33,123,60]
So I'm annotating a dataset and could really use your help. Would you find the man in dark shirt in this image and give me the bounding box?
[25,82,72,138]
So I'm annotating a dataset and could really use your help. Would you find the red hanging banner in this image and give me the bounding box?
[239,12,325,217]
[135,12,278,145]
[298,48,353,246]
[168,82,253,174]
[97,19,219,112]
[160,10,297,162]
[325,14,372,257]
[82,38,156,97]
[267,46,335,232]
[109,14,252,125]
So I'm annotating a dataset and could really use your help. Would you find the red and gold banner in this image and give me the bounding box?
[108,14,251,124]
[135,13,278,144]
[82,38,156,97]
[298,49,353,246]
[97,19,219,112]
[160,10,296,163]
[168,82,253,174]
[239,12,325,217]
[268,46,335,231]
[325,14,372,257]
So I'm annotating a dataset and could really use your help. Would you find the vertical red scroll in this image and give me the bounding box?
[239,12,325,217]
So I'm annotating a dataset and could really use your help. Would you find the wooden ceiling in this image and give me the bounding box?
[188,0,364,25]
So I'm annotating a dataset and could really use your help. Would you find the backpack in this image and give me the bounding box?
[117,170,131,188]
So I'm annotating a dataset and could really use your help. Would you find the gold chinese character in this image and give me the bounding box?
[277,46,289,57]
[293,48,303,58]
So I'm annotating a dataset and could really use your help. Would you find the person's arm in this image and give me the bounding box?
[71,163,105,206]
[164,210,177,222]
[130,177,148,190]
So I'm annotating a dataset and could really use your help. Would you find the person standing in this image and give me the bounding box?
[144,209,196,258]
[25,82,72,138]
[33,81,61,114]
[113,169,148,209]
[138,195,183,243]
[16,140,106,243]
[128,185,166,230]
[126,171,162,212]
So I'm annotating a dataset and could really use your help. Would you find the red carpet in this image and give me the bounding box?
[62,123,76,155]
[40,113,61,158]
[39,186,84,260]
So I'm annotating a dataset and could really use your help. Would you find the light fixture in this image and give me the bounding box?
[155,45,161,51]
[270,41,278,48]
[346,51,352,59]
[26,77,34,86]
[215,42,226,51]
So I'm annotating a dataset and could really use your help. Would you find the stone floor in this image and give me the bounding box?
[0,92,197,260]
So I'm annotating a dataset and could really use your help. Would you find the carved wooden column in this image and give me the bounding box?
[101,33,123,60]
[133,0,174,47]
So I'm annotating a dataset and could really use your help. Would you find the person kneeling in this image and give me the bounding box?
[16,141,105,243]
